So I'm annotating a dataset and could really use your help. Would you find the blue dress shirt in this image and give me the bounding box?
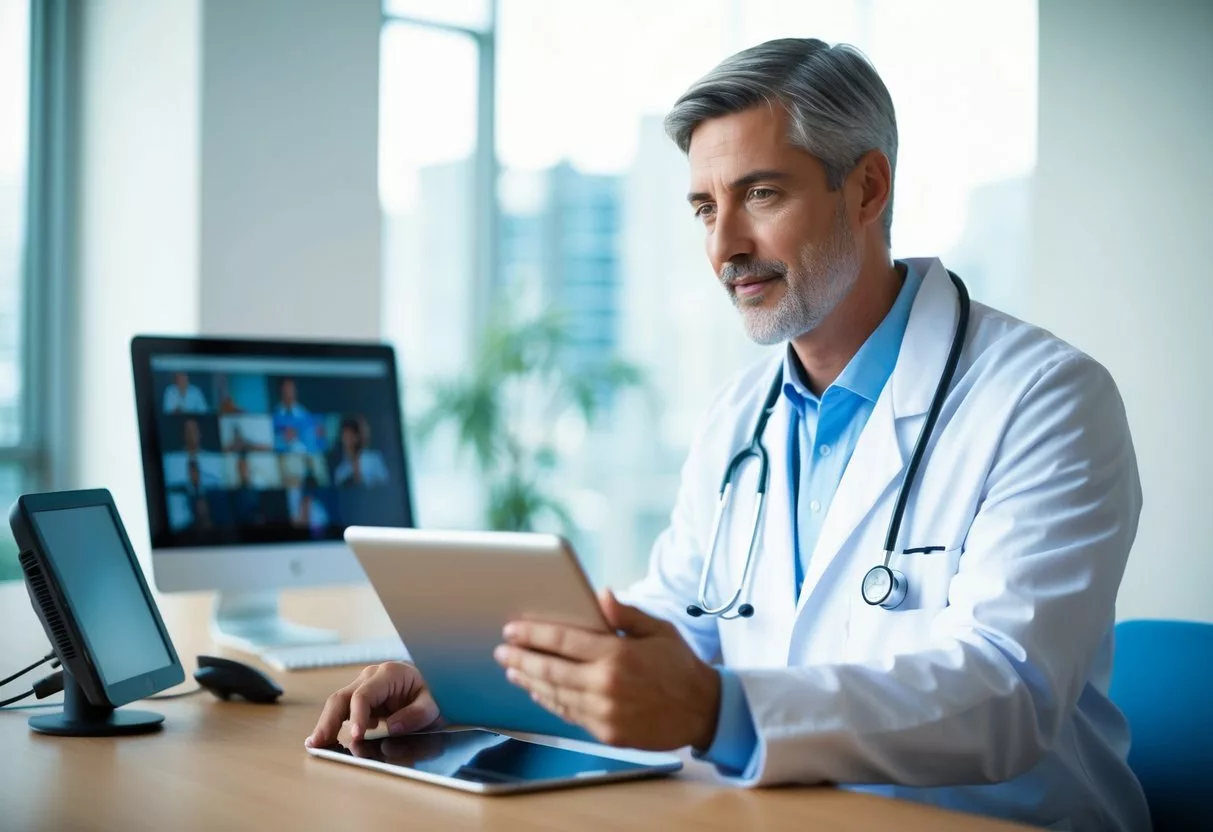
[703,263,925,775]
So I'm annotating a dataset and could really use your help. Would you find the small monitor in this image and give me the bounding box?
[9,489,185,736]
[131,336,415,651]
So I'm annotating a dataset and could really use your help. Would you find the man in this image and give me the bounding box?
[308,39,1146,830]
[164,418,224,490]
[275,378,309,418]
[163,372,208,414]
[231,455,267,526]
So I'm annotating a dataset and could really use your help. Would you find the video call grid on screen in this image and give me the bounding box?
[144,352,410,548]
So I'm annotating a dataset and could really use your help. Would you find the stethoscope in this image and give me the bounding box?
[686,271,970,619]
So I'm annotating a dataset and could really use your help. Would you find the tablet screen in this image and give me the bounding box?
[321,729,650,785]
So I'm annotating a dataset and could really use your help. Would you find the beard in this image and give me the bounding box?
[720,201,860,346]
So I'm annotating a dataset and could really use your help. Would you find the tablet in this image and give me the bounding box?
[343,527,608,740]
[306,729,681,794]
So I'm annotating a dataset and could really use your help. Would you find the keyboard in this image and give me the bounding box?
[260,637,410,672]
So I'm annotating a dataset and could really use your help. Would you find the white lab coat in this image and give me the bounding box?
[624,258,1150,831]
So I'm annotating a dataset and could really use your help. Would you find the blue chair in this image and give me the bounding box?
[1110,619,1213,831]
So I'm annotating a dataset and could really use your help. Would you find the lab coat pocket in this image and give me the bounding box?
[845,547,963,661]
[888,545,964,611]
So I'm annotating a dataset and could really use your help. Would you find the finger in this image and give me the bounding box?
[501,621,610,660]
[529,687,571,721]
[507,670,594,720]
[383,691,441,735]
[348,666,396,739]
[348,737,380,759]
[600,588,665,636]
[307,681,361,747]
[493,645,595,689]
[522,677,581,723]
[515,671,613,723]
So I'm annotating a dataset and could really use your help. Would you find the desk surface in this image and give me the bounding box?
[0,581,1029,831]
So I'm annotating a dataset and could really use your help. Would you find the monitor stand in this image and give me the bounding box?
[210,590,340,653]
[29,671,164,737]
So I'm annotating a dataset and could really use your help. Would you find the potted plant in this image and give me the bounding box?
[414,308,642,533]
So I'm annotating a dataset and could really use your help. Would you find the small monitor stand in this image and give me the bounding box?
[29,671,165,738]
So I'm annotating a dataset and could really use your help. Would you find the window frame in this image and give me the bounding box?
[8,0,79,496]
[380,1,499,339]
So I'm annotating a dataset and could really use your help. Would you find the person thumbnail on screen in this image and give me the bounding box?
[275,377,309,418]
[274,422,312,454]
[216,373,272,414]
[228,453,276,526]
[221,415,274,453]
[163,372,209,414]
[223,452,281,490]
[332,415,390,488]
[163,417,224,491]
[272,377,326,453]
[215,374,243,414]
[279,453,330,490]
[166,490,232,536]
[288,486,336,540]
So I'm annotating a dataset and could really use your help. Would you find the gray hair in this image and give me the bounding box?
[665,38,898,244]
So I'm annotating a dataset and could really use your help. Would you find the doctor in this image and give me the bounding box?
[309,38,1148,831]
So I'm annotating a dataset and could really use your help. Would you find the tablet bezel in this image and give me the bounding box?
[304,729,683,795]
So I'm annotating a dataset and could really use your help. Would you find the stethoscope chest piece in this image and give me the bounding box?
[861,564,908,610]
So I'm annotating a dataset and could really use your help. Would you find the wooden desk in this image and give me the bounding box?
[0,582,1029,831]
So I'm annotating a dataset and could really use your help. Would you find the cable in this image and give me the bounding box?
[0,689,34,708]
[0,651,55,688]
[32,671,64,699]
[0,698,60,711]
[146,688,203,698]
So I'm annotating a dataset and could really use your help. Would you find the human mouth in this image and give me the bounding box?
[732,277,779,298]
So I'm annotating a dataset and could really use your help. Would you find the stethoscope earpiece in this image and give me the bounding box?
[686,605,704,617]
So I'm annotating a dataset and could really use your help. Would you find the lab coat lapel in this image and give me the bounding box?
[796,259,961,610]
[798,388,903,604]
[750,391,800,654]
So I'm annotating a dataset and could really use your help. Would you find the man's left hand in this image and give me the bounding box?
[492,589,722,750]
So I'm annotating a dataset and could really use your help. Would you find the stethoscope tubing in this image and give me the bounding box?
[691,271,971,619]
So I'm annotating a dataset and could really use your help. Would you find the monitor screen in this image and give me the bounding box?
[30,505,173,686]
[134,342,412,549]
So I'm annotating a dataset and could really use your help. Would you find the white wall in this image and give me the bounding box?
[73,0,382,560]
[199,0,381,339]
[1033,0,1213,622]
[73,0,202,551]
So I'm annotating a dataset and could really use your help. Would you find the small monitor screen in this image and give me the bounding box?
[137,347,411,548]
[30,505,172,686]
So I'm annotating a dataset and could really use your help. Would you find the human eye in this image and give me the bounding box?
[747,187,778,202]
[693,202,716,222]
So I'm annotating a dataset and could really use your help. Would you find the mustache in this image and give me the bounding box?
[720,258,789,286]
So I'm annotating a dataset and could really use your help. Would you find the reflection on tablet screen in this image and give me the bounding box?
[325,729,649,784]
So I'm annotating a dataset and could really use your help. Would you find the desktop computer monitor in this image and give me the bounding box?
[131,336,414,652]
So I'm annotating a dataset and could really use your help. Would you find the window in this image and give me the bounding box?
[0,0,32,581]
[382,0,1037,587]
[379,4,493,532]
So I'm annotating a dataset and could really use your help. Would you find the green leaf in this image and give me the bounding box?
[412,303,647,536]
[533,445,559,470]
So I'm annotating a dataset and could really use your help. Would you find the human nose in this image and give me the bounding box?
[707,203,756,272]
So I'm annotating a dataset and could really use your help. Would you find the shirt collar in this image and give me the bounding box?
[781,260,925,408]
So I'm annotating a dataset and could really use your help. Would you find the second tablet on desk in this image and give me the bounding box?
[343,527,608,741]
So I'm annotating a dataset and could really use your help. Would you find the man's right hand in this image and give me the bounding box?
[305,662,441,748]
